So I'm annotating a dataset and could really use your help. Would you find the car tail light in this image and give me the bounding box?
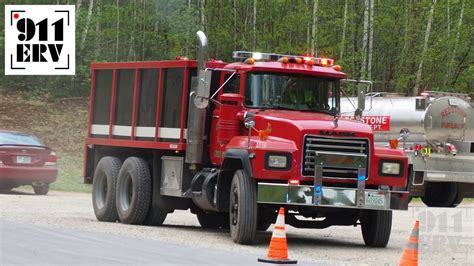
[45,152,57,166]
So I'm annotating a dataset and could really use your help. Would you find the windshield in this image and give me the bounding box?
[245,73,339,113]
[0,132,43,145]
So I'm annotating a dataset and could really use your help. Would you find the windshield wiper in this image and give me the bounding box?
[299,109,337,116]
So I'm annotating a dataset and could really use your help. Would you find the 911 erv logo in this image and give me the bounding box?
[4,5,75,75]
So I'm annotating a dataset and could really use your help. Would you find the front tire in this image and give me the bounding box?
[361,210,392,247]
[229,169,257,244]
[116,157,151,225]
[92,157,122,222]
[33,184,49,195]
[421,182,458,207]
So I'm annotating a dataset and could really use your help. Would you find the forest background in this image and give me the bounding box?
[0,0,472,98]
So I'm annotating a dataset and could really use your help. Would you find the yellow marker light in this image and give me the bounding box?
[320,58,328,66]
[295,57,303,64]
[278,57,289,63]
[332,65,342,71]
[244,57,256,64]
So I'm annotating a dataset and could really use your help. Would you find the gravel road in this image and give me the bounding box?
[1,188,473,265]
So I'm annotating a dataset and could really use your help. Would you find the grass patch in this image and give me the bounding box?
[51,153,91,193]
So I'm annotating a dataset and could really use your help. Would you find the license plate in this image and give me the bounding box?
[16,156,31,164]
[365,192,385,207]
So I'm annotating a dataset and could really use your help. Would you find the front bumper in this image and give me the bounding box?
[257,183,409,210]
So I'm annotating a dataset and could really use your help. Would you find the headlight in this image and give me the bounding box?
[381,162,401,175]
[265,153,291,170]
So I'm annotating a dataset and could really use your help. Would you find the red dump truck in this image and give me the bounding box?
[83,32,410,247]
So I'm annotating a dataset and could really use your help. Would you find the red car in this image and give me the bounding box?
[0,130,58,195]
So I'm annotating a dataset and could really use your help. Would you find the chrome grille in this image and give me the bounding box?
[303,136,369,179]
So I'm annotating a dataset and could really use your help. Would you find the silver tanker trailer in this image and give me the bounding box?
[340,91,474,207]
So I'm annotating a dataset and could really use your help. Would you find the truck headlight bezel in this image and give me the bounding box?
[378,160,404,177]
[265,153,291,170]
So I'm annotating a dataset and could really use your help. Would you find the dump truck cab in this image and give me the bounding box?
[84,32,410,248]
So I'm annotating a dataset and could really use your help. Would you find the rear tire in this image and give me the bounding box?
[92,157,121,222]
[116,157,151,225]
[33,184,49,195]
[229,169,257,244]
[196,211,229,229]
[361,210,392,247]
[421,182,458,207]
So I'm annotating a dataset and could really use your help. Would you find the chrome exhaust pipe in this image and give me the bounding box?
[185,31,209,168]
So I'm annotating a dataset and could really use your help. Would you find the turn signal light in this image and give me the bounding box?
[332,65,342,71]
[295,57,303,64]
[389,139,399,149]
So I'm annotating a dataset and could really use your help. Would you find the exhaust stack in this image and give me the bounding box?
[185,31,209,168]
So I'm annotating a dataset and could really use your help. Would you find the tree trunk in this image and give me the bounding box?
[94,1,101,59]
[200,0,206,31]
[447,0,450,38]
[115,0,120,61]
[361,0,369,79]
[75,0,83,24]
[413,0,436,96]
[80,0,94,53]
[444,0,464,86]
[311,0,318,55]
[367,0,374,80]
[233,0,237,50]
[253,0,257,50]
[340,0,348,59]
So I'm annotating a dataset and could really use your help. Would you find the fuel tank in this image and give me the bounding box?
[340,95,474,144]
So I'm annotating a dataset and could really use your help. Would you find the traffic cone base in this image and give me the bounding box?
[258,207,297,264]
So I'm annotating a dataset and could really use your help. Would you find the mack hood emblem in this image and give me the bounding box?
[320,130,356,137]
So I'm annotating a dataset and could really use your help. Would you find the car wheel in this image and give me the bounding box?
[361,210,392,247]
[229,169,257,244]
[421,182,458,207]
[196,211,229,229]
[116,157,151,225]
[92,156,122,222]
[33,184,49,195]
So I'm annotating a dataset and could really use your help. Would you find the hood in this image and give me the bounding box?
[252,110,373,139]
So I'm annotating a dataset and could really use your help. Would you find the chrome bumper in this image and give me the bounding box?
[257,183,410,211]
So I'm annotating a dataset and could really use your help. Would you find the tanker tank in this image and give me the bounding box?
[340,95,474,144]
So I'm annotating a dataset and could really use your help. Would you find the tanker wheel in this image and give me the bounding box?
[116,157,151,225]
[196,211,229,229]
[92,156,122,222]
[33,184,49,195]
[229,169,257,244]
[360,210,392,247]
[421,182,458,207]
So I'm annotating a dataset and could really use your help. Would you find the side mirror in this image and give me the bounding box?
[193,69,212,109]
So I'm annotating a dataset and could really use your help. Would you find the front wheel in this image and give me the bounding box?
[360,210,392,247]
[229,169,257,244]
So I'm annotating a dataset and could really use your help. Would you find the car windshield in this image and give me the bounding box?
[0,132,43,145]
[245,73,339,113]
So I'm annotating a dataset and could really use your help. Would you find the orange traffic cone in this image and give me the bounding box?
[399,220,420,266]
[258,207,297,264]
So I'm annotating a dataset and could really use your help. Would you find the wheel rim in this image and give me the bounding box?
[119,173,133,211]
[231,186,239,226]
[95,174,107,209]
